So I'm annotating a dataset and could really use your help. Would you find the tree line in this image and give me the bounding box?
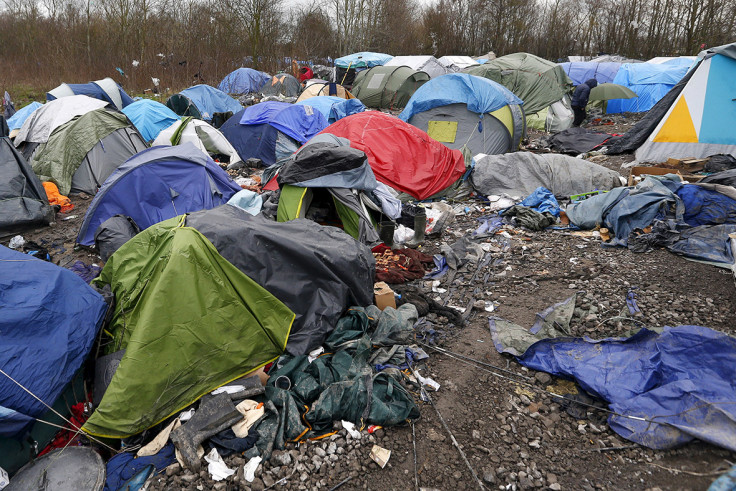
[1,0,733,97]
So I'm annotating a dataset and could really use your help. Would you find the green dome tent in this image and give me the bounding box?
[465,53,574,131]
[351,65,430,109]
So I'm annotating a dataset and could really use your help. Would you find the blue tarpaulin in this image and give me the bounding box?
[517,187,560,216]
[558,62,622,85]
[76,143,241,245]
[0,246,107,437]
[178,85,243,120]
[399,73,523,122]
[122,99,179,142]
[218,68,270,95]
[335,52,392,69]
[239,101,328,143]
[6,101,43,131]
[516,325,736,451]
[677,184,736,227]
[607,62,691,113]
[295,96,365,123]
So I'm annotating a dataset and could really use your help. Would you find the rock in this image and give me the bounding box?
[263,474,275,487]
[314,447,326,458]
[181,474,196,483]
[213,483,226,491]
[327,442,337,455]
[550,483,562,490]
[165,463,180,477]
[547,473,558,483]
[472,429,481,440]
[534,372,552,385]
[251,477,265,491]
[483,470,497,484]
[427,428,446,442]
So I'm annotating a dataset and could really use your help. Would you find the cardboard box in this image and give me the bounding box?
[374,282,396,311]
[665,157,707,173]
[628,166,682,186]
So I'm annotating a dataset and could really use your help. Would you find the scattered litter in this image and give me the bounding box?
[211,385,246,395]
[370,445,391,468]
[415,372,441,391]
[179,408,195,422]
[61,215,78,221]
[8,235,24,249]
[342,421,361,440]
[204,448,235,481]
[308,346,325,363]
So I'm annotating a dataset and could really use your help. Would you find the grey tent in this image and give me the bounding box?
[276,133,381,245]
[183,204,375,355]
[471,152,623,198]
[260,73,302,98]
[30,109,148,195]
[0,137,53,234]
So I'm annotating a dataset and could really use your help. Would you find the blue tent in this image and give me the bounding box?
[167,85,242,121]
[221,102,328,166]
[218,68,270,94]
[6,101,43,131]
[399,73,523,121]
[77,143,241,245]
[335,52,393,69]
[558,62,622,85]
[295,96,365,123]
[607,62,692,113]
[122,99,179,142]
[46,78,134,110]
[0,246,107,438]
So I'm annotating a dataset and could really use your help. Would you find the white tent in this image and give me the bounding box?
[153,118,242,166]
[385,56,448,78]
[438,56,479,72]
[14,95,108,147]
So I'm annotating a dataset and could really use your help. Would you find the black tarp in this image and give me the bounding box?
[607,59,701,155]
[183,204,376,355]
[0,137,53,235]
[278,143,365,185]
[547,127,612,154]
[700,169,736,187]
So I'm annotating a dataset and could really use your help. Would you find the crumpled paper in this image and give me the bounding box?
[204,448,235,481]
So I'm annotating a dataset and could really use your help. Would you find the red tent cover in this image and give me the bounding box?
[319,111,465,200]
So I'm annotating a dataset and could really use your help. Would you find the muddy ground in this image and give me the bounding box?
[6,114,734,490]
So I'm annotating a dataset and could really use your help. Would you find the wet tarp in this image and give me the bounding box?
[182,205,376,355]
[83,222,294,437]
[295,97,365,123]
[239,101,327,143]
[700,169,736,187]
[6,101,43,131]
[0,246,107,437]
[492,310,736,451]
[628,219,736,264]
[246,305,420,459]
[471,152,622,198]
[0,137,53,234]
[546,127,613,155]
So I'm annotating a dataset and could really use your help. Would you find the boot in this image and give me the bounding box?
[170,393,242,472]
[406,210,426,248]
[379,221,395,248]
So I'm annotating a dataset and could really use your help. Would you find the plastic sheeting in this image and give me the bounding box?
[558,62,622,85]
[182,205,376,355]
[0,137,53,233]
[176,85,243,121]
[677,184,736,227]
[398,73,523,122]
[0,246,107,437]
[295,97,365,123]
[221,108,299,166]
[516,324,736,451]
[335,52,392,68]
[320,111,466,200]
[122,99,179,142]
[239,101,328,143]
[471,152,623,198]
[77,143,241,245]
[607,62,691,113]
[6,102,43,131]
[218,68,270,94]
